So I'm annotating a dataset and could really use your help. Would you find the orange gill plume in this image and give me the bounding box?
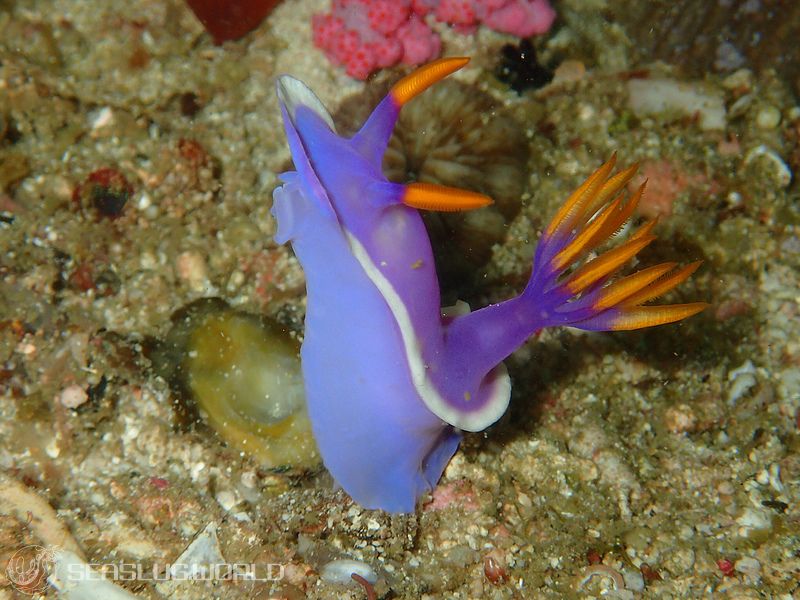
[539,154,708,331]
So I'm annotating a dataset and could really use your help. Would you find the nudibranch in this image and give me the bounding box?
[271,57,707,512]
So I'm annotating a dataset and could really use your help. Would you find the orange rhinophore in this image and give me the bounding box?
[390,57,471,106]
[402,182,493,212]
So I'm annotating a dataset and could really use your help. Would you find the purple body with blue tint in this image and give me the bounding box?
[270,68,703,512]
[272,76,523,511]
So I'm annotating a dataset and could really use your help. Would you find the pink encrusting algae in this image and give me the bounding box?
[312,0,556,79]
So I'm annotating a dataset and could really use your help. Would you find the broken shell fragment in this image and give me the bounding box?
[151,298,319,469]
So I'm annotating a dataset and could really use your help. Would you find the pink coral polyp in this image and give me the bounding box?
[313,0,436,79]
[437,0,478,26]
[367,0,410,34]
[397,15,441,65]
[483,0,556,37]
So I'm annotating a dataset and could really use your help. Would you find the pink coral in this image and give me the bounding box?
[436,0,480,33]
[312,0,555,80]
[396,14,441,65]
[312,0,438,80]
[481,0,556,37]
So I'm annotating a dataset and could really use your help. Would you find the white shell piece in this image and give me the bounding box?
[743,144,792,188]
[50,549,137,599]
[320,559,378,585]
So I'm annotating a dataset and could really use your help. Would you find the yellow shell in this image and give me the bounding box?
[154,299,318,469]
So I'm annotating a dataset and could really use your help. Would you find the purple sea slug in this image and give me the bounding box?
[271,57,707,512]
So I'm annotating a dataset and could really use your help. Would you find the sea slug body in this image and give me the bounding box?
[271,58,707,512]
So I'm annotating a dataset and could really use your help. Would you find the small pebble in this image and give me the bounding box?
[553,59,586,84]
[727,360,757,404]
[215,489,237,511]
[734,556,761,580]
[755,468,770,486]
[17,342,36,355]
[623,569,645,592]
[627,78,726,130]
[728,93,754,119]
[240,470,257,489]
[736,507,773,539]
[137,192,152,210]
[755,105,781,130]
[176,251,208,292]
[59,384,88,409]
[718,481,735,495]
[722,68,753,90]
[483,552,509,585]
[226,270,245,293]
[664,404,697,434]
[768,463,784,493]
[88,106,114,131]
[743,144,792,188]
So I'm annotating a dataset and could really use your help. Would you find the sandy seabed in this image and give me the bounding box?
[1,0,799,598]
